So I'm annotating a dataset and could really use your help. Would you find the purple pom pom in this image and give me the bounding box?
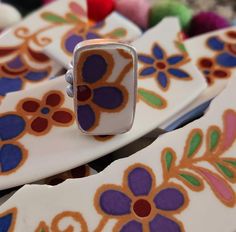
[189,11,230,37]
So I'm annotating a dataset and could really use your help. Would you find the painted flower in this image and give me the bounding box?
[138,43,191,91]
[17,91,74,135]
[0,113,27,174]
[0,46,51,97]
[207,33,236,68]
[95,164,188,231]
[63,21,104,55]
[198,57,230,85]
[76,51,128,131]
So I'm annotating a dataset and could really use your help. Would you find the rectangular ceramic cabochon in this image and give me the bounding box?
[0,18,206,190]
[1,59,236,232]
[44,12,142,67]
[73,42,137,134]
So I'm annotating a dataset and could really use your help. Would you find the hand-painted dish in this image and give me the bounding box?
[0,57,236,232]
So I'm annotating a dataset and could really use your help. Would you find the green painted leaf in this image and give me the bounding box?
[65,13,79,23]
[187,131,202,158]
[41,12,68,23]
[109,28,127,38]
[164,150,173,171]
[179,173,202,186]
[177,42,187,53]
[223,159,236,167]
[217,163,234,179]
[138,88,166,109]
[209,129,221,151]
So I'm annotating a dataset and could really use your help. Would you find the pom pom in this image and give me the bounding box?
[87,0,115,22]
[149,1,192,29]
[0,3,21,30]
[188,11,230,37]
[115,0,150,29]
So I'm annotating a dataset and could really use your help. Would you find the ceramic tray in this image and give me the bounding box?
[1,57,236,232]
[0,18,206,190]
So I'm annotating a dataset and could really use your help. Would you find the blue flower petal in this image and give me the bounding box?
[0,114,26,141]
[216,52,236,68]
[120,220,143,232]
[24,70,49,81]
[138,55,155,64]
[168,68,190,79]
[128,167,153,196]
[0,144,24,172]
[140,67,156,76]
[207,36,225,51]
[0,211,14,232]
[0,77,22,96]
[157,72,168,89]
[153,44,164,60]
[167,55,184,65]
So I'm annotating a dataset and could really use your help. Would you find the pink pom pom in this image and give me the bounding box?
[189,11,230,37]
[115,0,150,29]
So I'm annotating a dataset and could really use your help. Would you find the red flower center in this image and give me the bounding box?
[133,199,151,218]
[200,58,213,68]
[77,85,92,102]
[155,62,166,69]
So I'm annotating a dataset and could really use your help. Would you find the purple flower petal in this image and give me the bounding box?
[86,32,101,40]
[77,104,95,131]
[99,189,131,216]
[0,77,22,96]
[120,220,143,232]
[0,114,26,141]
[93,86,123,109]
[153,44,164,60]
[157,72,168,89]
[138,55,155,64]
[149,214,181,232]
[167,55,184,65]
[154,187,185,211]
[0,144,24,172]
[168,68,190,79]
[7,56,24,69]
[82,54,107,83]
[128,167,153,196]
[24,70,49,81]
[216,52,236,68]
[65,34,83,54]
[207,36,225,51]
[140,67,156,76]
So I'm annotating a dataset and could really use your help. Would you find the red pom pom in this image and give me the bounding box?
[87,0,115,22]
